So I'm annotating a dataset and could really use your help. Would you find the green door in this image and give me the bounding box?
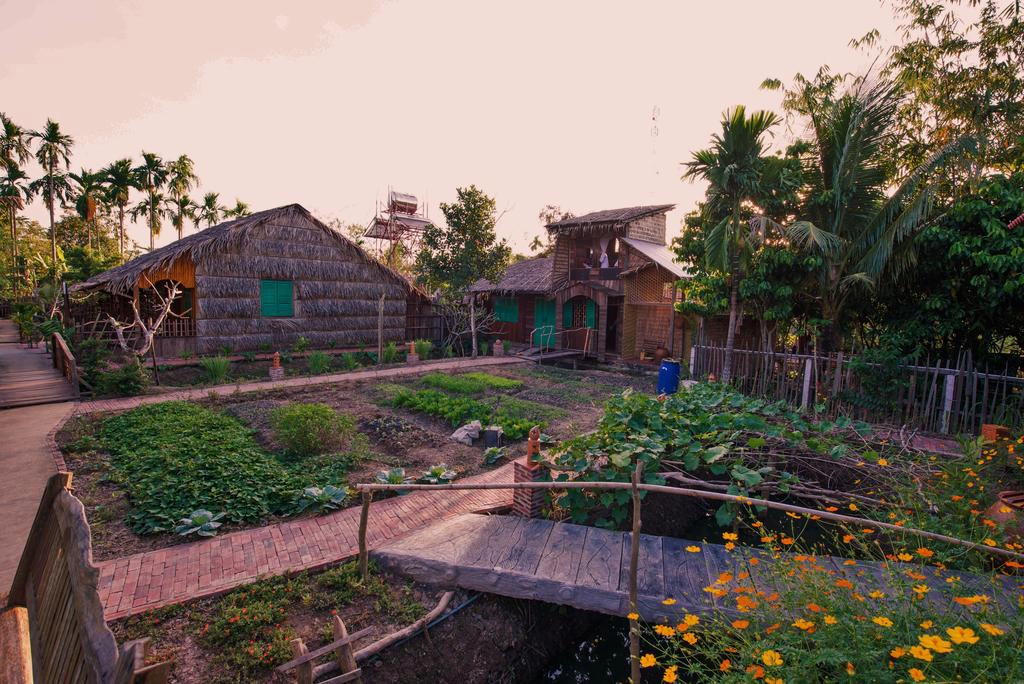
[533,299,556,348]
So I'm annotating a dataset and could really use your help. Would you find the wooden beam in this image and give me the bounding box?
[276,627,373,672]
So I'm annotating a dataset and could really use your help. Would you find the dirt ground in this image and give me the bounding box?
[57,364,656,561]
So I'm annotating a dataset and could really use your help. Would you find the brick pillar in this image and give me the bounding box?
[512,426,546,517]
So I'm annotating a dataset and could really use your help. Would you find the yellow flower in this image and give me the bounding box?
[846,662,856,676]
[722,532,738,541]
[897,552,913,561]
[983,538,998,547]
[627,612,639,621]
[848,503,859,511]
[762,650,784,667]
[919,620,933,629]
[682,632,698,645]
[640,654,657,668]
[909,667,926,682]
[869,591,885,599]
[912,584,929,596]
[663,665,678,683]
[766,679,784,684]
[731,619,750,629]
[918,634,953,653]
[980,623,1004,636]
[686,545,701,553]
[890,647,906,658]
[872,616,894,628]
[909,646,933,662]
[792,618,815,631]
[654,624,675,637]
[683,614,699,626]
[824,615,838,625]
[725,541,736,551]
[661,598,677,605]
[946,626,979,645]
[877,458,888,466]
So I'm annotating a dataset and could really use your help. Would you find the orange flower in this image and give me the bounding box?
[781,536,795,545]
[890,647,906,658]
[762,650,784,666]
[919,620,933,629]
[806,602,822,613]
[846,662,856,676]
[946,626,979,645]
[731,619,750,629]
[719,659,731,672]
[682,632,697,645]
[654,624,675,637]
[748,557,760,565]
[916,548,934,558]
[640,654,657,668]
[793,618,815,631]
[909,668,926,682]
[824,615,837,625]
[835,579,854,589]
[661,598,677,605]
[746,665,766,680]
[872,616,894,628]
[980,623,1004,636]
[918,634,953,653]
[909,646,933,662]
[722,532,738,541]
[685,545,701,553]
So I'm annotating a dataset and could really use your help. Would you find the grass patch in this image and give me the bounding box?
[100,401,366,534]
[420,371,523,394]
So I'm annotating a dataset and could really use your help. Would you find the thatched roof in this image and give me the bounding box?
[546,204,675,235]
[468,257,553,295]
[72,204,410,295]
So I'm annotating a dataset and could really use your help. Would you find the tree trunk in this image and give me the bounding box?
[48,164,57,269]
[721,208,741,384]
[149,193,155,250]
[470,297,478,359]
[118,205,125,256]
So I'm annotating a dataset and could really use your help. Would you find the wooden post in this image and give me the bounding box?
[667,282,677,357]
[358,491,372,581]
[940,372,956,434]
[290,638,313,684]
[377,295,384,365]
[800,357,813,410]
[332,615,360,683]
[470,296,478,359]
[628,461,643,684]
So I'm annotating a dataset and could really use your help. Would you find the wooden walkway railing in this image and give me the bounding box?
[51,332,81,399]
[2,473,170,683]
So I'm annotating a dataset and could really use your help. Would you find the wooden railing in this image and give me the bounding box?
[155,316,195,338]
[525,326,595,357]
[2,473,171,683]
[51,332,81,399]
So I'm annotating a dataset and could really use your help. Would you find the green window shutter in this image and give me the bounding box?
[495,297,519,323]
[585,299,596,328]
[563,301,573,328]
[260,280,293,317]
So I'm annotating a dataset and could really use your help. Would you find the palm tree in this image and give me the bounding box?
[684,105,780,382]
[133,151,168,250]
[166,154,199,239]
[198,192,223,228]
[0,113,31,169]
[129,193,166,250]
[223,198,252,219]
[102,158,138,256]
[69,168,107,248]
[27,119,74,268]
[780,77,972,349]
[165,194,197,241]
[0,163,31,262]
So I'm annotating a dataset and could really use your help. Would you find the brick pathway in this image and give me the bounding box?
[98,462,517,620]
[74,355,526,416]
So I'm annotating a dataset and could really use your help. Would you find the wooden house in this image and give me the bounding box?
[71,204,419,356]
[470,204,692,362]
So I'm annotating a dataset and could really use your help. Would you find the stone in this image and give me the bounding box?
[450,420,482,445]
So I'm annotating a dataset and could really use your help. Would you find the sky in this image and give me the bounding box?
[2,0,897,254]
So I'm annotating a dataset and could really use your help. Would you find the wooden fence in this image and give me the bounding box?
[2,473,170,683]
[52,332,81,399]
[690,342,1024,435]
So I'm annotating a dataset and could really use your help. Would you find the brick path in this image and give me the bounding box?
[98,462,517,620]
[74,355,526,416]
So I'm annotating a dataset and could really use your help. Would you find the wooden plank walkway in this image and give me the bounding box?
[372,514,1021,623]
[0,320,77,409]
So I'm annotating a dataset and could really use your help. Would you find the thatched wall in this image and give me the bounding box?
[194,213,408,353]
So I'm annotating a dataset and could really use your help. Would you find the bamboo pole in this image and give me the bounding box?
[358,491,372,581]
[354,481,1024,561]
[628,462,643,684]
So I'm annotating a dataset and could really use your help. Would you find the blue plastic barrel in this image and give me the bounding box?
[657,359,681,395]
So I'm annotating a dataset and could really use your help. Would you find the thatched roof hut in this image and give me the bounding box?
[546,204,676,236]
[468,257,553,295]
[73,204,417,355]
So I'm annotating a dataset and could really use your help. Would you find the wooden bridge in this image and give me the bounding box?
[371,513,1018,622]
[0,321,78,409]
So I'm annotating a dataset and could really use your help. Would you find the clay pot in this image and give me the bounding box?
[985,491,1024,540]
[981,423,1010,442]
[654,346,668,364]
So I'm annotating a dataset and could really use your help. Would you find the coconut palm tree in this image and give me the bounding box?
[198,192,223,228]
[133,151,168,250]
[780,76,973,348]
[0,163,31,262]
[684,105,781,382]
[166,154,199,239]
[102,158,138,256]
[129,193,167,250]
[69,168,107,248]
[164,194,197,241]
[27,119,74,268]
[223,198,252,219]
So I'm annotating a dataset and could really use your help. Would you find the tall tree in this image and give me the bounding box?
[166,154,199,240]
[129,193,166,249]
[69,168,106,248]
[27,119,73,269]
[415,185,511,296]
[133,151,167,249]
[198,192,223,228]
[165,194,197,241]
[102,158,138,256]
[0,113,31,169]
[683,106,781,382]
[770,74,971,348]
[223,198,252,218]
[0,163,30,263]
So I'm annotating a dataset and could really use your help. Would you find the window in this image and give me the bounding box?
[494,296,519,323]
[260,279,293,317]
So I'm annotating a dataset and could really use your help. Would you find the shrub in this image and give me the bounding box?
[75,337,111,389]
[219,345,233,356]
[271,403,355,458]
[199,355,231,384]
[382,341,400,364]
[418,464,456,484]
[240,351,257,362]
[479,341,490,356]
[97,357,150,397]
[293,336,310,352]
[502,340,512,354]
[306,350,332,375]
[414,339,434,358]
[339,353,360,371]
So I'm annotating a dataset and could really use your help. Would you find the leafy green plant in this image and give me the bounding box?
[292,336,310,352]
[258,342,272,353]
[382,341,399,364]
[219,345,233,356]
[179,350,195,360]
[173,509,225,537]
[271,403,355,458]
[277,351,293,364]
[414,339,434,358]
[375,468,413,486]
[240,351,257,362]
[418,464,456,484]
[483,447,506,465]
[75,336,111,389]
[420,371,522,394]
[390,387,545,440]
[479,341,490,356]
[97,357,150,397]
[293,485,347,514]
[306,350,332,375]
[199,355,231,384]
[339,352,360,371]
[502,340,512,354]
